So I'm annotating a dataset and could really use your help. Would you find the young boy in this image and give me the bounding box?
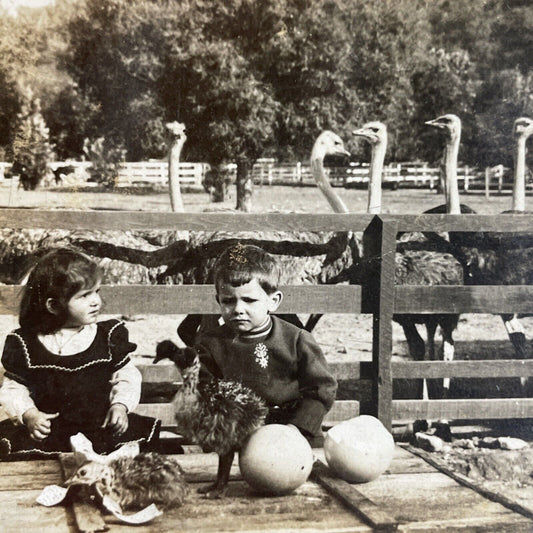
[192,243,337,445]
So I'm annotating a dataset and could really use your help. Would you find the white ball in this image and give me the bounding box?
[239,424,314,495]
[324,415,394,483]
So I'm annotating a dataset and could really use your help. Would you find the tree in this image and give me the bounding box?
[12,89,55,190]
[66,0,278,208]
[410,48,478,163]
[0,10,42,155]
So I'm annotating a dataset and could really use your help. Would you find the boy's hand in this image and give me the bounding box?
[22,408,59,441]
[103,403,129,436]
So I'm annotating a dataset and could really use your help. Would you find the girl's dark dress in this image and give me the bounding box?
[0,319,160,458]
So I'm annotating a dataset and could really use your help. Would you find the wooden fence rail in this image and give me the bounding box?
[1,209,533,431]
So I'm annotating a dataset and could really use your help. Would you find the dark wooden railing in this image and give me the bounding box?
[1,209,532,431]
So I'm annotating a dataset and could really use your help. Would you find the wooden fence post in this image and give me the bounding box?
[362,216,398,431]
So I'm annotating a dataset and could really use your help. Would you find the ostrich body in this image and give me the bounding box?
[154,341,268,498]
[65,452,188,510]
[426,115,533,373]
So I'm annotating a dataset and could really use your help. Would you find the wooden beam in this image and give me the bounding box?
[135,400,360,429]
[311,460,398,531]
[393,360,533,379]
[0,209,373,232]
[363,216,398,430]
[393,398,533,421]
[0,284,362,315]
[382,213,533,233]
[395,285,533,314]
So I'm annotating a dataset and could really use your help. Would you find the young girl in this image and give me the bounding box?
[0,248,160,458]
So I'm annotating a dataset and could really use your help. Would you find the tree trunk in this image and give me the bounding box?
[208,164,226,202]
[236,158,253,212]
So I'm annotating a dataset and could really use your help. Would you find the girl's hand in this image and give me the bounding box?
[102,403,129,436]
[22,408,59,441]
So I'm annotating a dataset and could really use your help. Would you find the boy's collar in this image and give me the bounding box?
[237,316,272,339]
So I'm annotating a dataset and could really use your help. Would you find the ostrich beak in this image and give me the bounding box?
[425,119,444,129]
[352,128,374,142]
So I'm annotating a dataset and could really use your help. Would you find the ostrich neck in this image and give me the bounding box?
[175,357,201,413]
[512,136,527,212]
[444,137,460,215]
[168,139,185,213]
[367,142,385,214]
[310,156,349,213]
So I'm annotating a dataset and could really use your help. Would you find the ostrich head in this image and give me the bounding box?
[66,461,113,487]
[514,117,533,141]
[310,131,350,214]
[310,131,350,163]
[166,121,187,143]
[65,461,116,503]
[154,342,200,404]
[425,114,461,143]
[352,121,387,146]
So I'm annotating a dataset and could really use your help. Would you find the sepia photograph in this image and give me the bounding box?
[0,0,532,530]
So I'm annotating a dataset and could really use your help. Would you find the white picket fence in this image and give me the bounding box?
[116,161,207,187]
[251,160,490,190]
[0,161,206,188]
[0,160,520,192]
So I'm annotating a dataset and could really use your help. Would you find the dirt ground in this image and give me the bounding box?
[2,183,533,500]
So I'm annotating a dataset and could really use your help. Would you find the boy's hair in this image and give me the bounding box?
[19,247,103,334]
[212,243,280,294]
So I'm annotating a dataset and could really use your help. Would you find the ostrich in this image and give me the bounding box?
[462,117,533,389]
[65,452,188,510]
[424,115,533,376]
[488,117,533,367]
[153,342,268,498]
[352,121,463,405]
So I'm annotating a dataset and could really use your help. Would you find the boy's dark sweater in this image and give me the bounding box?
[195,316,337,437]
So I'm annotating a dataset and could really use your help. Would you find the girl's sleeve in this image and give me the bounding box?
[108,321,138,371]
[0,376,36,424]
[2,333,30,386]
[290,330,338,436]
[109,360,142,413]
[0,334,36,423]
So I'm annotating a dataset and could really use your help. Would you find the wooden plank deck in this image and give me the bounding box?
[1,446,532,532]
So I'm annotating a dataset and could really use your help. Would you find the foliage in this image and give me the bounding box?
[3,0,533,180]
[471,69,533,168]
[43,82,101,159]
[83,137,126,189]
[411,48,478,163]
[11,89,55,190]
[0,12,42,154]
